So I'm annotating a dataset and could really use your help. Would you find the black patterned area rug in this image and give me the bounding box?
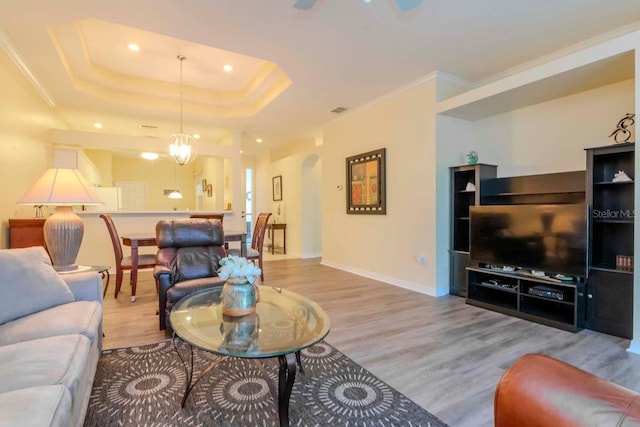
[84,339,448,427]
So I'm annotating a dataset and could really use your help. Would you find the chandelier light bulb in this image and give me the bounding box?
[169,133,195,165]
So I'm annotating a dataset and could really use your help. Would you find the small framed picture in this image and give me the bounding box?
[207,184,213,197]
[273,175,283,201]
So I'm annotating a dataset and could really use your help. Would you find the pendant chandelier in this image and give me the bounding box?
[170,55,196,165]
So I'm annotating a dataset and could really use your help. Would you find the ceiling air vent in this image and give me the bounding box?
[140,124,158,129]
[331,107,348,114]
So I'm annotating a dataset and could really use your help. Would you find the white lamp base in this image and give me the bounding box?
[43,206,84,272]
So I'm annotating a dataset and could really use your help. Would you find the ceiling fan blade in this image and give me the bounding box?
[395,0,422,12]
[293,0,319,10]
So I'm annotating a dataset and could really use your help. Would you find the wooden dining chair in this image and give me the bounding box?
[189,213,224,223]
[228,212,271,281]
[100,214,156,299]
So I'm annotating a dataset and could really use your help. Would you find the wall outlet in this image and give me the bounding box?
[416,255,426,265]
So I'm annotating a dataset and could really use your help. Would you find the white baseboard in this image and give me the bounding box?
[320,259,443,297]
[627,339,640,354]
[301,252,322,259]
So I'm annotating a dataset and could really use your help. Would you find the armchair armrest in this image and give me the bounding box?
[495,353,640,427]
[154,265,174,280]
[62,272,103,303]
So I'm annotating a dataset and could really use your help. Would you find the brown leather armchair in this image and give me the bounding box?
[154,218,226,331]
[495,353,640,427]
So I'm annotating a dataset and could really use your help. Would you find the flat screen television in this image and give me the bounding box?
[469,204,587,277]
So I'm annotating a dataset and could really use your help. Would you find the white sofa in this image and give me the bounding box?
[0,247,103,427]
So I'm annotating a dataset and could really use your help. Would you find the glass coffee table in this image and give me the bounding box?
[170,286,331,427]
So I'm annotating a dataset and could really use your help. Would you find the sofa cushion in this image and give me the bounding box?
[0,385,72,427]
[0,301,102,347]
[0,334,90,395]
[0,247,74,325]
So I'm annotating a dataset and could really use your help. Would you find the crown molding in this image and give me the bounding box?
[0,27,56,107]
[474,21,640,87]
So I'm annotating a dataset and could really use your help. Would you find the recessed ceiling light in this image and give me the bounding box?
[93,122,103,129]
[223,64,233,72]
[240,150,244,154]
[193,134,200,139]
[128,43,140,52]
[256,138,263,143]
[141,152,159,160]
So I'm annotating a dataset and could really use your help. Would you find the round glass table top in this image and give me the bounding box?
[170,286,331,358]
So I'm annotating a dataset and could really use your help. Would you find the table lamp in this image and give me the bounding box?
[18,168,103,271]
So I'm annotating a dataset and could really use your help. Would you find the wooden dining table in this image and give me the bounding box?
[121,230,248,302]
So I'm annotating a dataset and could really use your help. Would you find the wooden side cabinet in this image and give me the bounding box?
[9,218,46,250]
[585,269,633,338]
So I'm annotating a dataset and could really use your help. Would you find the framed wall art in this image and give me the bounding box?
[273,175,283,201]
[346,148,386,214]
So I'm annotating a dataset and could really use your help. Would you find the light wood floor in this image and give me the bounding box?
[102,258,640,427]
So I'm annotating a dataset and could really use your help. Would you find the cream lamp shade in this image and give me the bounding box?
[18,168,103,271]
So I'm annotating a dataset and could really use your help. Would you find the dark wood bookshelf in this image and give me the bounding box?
[585,143,635,339]
[449,164,497,297]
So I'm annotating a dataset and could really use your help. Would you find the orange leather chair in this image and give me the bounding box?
[495,353,640,427]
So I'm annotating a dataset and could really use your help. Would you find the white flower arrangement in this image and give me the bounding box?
[217,255,262,284]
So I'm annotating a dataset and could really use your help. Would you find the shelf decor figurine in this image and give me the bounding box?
[612,170,632,183]
[466,150,478,165]
[609,113,635,143]
[218,256,262,317]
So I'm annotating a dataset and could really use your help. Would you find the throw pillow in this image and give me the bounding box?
[0,247,74,325]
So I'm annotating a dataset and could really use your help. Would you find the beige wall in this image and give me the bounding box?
[473,79,636,177]
[85,149,113,186]
[0,49,67,248]
[197,156,229,211]
[254,153,272,224]
[322,78,439,294]
[111,156,197,211]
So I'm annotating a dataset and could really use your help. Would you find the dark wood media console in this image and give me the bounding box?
[467,267,585,332]
[451,144,634,337]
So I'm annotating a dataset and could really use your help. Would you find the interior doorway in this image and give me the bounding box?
[301,155,322,257]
